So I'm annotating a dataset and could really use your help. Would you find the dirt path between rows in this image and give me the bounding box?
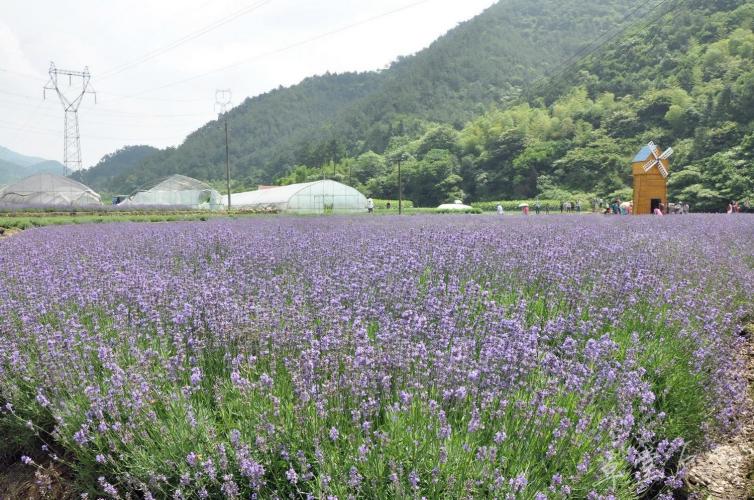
[685,323,754,499]
[0,227,21,238]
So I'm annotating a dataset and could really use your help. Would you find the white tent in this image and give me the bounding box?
[437,200,473,211]
[225,180,367,214]
[118,174,222,210]
[0,173,101,208]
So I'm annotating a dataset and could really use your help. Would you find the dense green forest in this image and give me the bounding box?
[80,0,653,195]
[80,0,754,211]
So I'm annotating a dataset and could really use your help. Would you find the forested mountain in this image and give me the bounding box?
[280,0,754,210]
[87,0,652,194]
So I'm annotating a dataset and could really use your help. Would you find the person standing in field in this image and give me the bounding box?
[535,201,541,215]
[727,202,734,214]
[496,204,504,215]
[654,203,665,216]
[367,197,374,213]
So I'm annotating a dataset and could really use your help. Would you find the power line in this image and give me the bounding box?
[1,67,207,104]
[96,92,207,103]
[0,91,209,118]
[0,120,183,142]
[0,67,44,81]
[118,0,438,99]
[99,0,274,79]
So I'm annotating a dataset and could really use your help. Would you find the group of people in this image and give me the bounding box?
[602,198,633,215]
[366,198,392,213]
[559,201,581,213]
[727,200,750,214]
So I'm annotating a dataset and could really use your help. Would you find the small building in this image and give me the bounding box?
[0,173,101,208]
[118,174,222,210]
[632,143,671,215]
[225,180,367,214]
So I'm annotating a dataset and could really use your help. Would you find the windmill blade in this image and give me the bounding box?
[658,164,669,178]
[659,147,674,160]
[643,159,659,172]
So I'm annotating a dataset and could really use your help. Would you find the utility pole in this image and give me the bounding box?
[43,62,96,176]
[397,155,403,215]
[215,89,232,211]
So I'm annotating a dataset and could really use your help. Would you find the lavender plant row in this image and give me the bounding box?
[0,215,752,498]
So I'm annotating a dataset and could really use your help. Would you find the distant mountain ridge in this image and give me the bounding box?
[0,146,48,167]
[77,0,652,194]
[0,146,66,184]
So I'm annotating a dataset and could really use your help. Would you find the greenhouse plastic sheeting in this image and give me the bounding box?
[225,180,368,214]
[0,173,101,208]
[118,174,222,210]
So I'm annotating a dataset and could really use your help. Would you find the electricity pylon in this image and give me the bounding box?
[43,62,96,176]
[215,89,232,210]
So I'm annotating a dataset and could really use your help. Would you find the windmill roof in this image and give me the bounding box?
[633,145,653,162]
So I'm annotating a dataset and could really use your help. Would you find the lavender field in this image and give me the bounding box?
[1,215,753,498]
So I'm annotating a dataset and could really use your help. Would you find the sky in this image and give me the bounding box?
[0,0,498,168]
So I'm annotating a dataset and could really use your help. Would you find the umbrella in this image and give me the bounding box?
[518,203,529,208]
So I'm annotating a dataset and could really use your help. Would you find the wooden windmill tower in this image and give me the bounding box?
[632,141,673,215]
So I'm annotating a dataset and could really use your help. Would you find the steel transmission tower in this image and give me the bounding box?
[215,89,232,210]
[43,62,96,176]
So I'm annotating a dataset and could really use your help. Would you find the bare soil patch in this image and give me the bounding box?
[0,458,74,500]
[0,227,21,238]
[685,324,754,499]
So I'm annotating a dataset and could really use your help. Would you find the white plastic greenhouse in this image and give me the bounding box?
[0,173,101,208]
[118,174,222,210]
[225,180,368,214]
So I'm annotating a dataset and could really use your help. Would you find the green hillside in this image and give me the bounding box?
[72,145,160,194]
[88,0,652,194]
[282,0,754,210]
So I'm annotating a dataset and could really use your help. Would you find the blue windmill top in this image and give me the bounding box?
[633,144,654,162]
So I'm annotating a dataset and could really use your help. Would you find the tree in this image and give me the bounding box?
[404,149,460,206]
